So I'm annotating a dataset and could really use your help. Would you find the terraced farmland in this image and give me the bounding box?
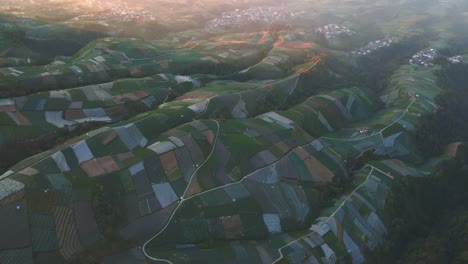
[0,57,449,263]
[1,0,467,263]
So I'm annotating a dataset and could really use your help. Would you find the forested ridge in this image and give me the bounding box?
[366,145,468,264]
[367,62,468,264]
[415,62,468,158]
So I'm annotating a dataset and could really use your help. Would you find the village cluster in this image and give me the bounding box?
[315,24,355,40]
[409,48,438,68]
[448,55,464,64]
[81,0,154,22]
[206,6,289,30]
[353,37,398,55]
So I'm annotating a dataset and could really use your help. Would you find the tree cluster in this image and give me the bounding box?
[366,145,468,264]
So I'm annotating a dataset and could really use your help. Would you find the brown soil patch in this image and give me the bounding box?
[117,152,135,162]
[258,32,271,44]
[445,142,462,158]
[130,91,149,100]
[101,130,118,145]
[304,156,334,183]
[176,93,215,101]
[222,214,243,239]
[0,189,25,207]
[329,93,342,100]
[136,90,150,98]
[202,130,215,145]
[13,112,32,126]
[274,141,290,153]
[273,35,285,48]
[18,167,39,176]
[86,64,97,73]
[277,42,313,50]
[123,93,140,101]
[302,104,318,114]
[0,48,11,56]
[64,109,86,120]
[104,105,128,116]
[294,147,310,160]
[0,105,16,112]
[130,68,145,78]
[97,156,120,174]
[335,216,344,244]
[53,206,83,260]
[160,151,178,174]
[81,160,106,177]
[308,97,329,108]
[184,175,202,197]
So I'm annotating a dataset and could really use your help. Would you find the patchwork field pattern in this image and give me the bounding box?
[0,6,459,262]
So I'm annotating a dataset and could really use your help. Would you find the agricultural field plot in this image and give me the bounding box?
[0,59,446,264]
[316,66,445,161]
[129,32,281,78]
[0,76,174,143]
[195,57,364,121]
[238,31,322,80]
[270,160,426,264]
[0,30,359,149]
[8,116,217,225]
[0,70,219,147]
[189,32,274,61]
[144,159,427,264]
[176,80,260,102]
[382,65,443,103]
[145,137,354,256]
[0,33,334,146]
[280,87,378,137]
[0,200,30,249]
[0,118,220,260]
[197,31,276,55]
[143,66,444,259]
[0,37,219,98]
[0,247,34,264]
[193,76,300,119]
[1,0,467,262]
[185,117,314,196]
[1,60,444,261]
[142,61,448,262]
[146,177,315,247]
